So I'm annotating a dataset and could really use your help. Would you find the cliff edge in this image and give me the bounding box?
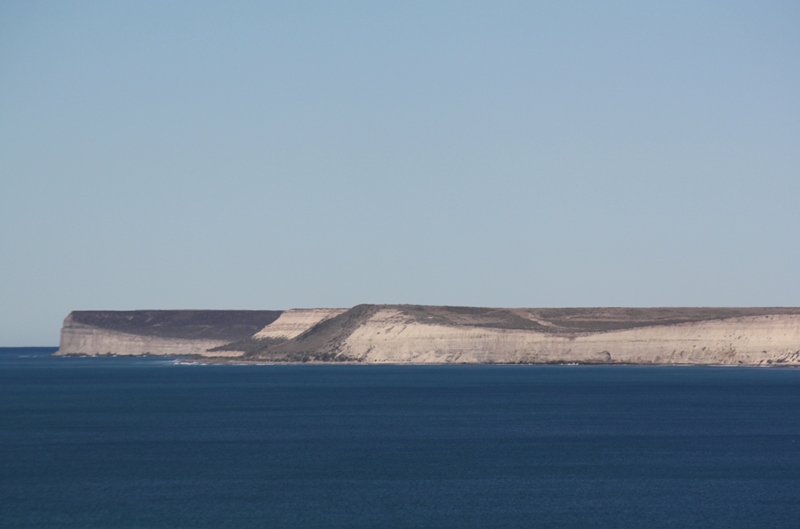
[55,306,800,365]
[240,305,800,365]
[55,310,282,357]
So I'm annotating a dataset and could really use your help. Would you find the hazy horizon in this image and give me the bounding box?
[2,1,799,345]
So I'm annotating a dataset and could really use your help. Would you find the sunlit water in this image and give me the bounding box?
[2,348,799,528]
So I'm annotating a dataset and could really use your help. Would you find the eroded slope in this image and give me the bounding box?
[245,305,800,365]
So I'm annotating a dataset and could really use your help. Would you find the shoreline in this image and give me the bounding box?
[54,306,800,366]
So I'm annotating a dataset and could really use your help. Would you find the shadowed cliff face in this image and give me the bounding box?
[70,310,283,341]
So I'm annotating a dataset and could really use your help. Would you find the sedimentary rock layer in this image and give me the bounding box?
[253,309,347,340]
[55,310,281,357]
[55,306,800,365]
[255,306,800,365]
[336,308,800,365]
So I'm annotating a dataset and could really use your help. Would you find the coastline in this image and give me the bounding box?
[54,306,800,367]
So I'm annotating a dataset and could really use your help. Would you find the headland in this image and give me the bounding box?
[55,306,800,366]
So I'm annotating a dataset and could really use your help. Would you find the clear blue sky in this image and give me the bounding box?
[2,1,799,345]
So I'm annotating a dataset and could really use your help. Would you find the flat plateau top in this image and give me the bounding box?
[68,310,283,340]
[353,306,800,333]
[66,307,800,341]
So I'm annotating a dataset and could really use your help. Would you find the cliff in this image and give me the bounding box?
[55,310,282,357]
[252,309,348,340]
[55,306,800,365]
[245,305,800,365]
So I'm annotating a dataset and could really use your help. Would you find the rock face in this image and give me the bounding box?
[55,310,282,357]
[336,308,800,365]
[253,309,347,340]
[253,306,800,365]
[55,306,800,365]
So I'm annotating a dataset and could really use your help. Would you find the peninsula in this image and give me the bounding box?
[56,306,800,365]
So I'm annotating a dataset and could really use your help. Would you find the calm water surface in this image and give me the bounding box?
[2,348,799,528]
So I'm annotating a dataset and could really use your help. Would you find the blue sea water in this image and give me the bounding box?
[1,348,799,528]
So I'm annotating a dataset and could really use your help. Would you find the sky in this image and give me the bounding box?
[2,1,799,345]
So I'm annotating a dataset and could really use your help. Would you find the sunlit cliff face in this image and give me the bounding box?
[56,307,800,365]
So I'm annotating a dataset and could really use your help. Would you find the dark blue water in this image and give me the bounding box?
[2,348,799,528]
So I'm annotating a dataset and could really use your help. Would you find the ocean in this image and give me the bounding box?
[1,347,799,528]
